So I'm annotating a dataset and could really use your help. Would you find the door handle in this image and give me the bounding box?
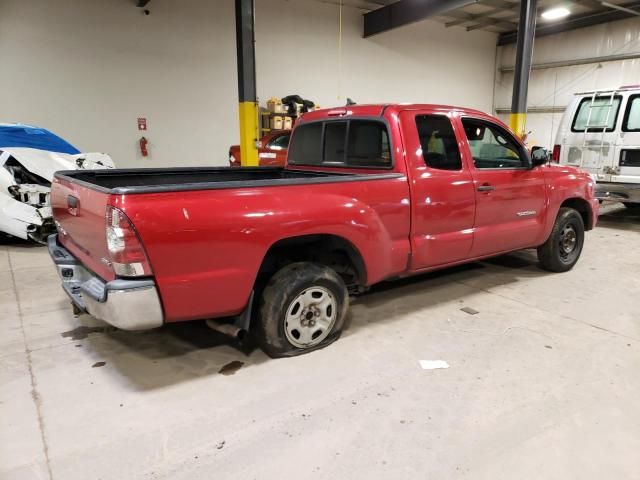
[477,184,495,192]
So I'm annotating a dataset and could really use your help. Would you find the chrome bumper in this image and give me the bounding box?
[595,182,640,204]
[48,234,163,330]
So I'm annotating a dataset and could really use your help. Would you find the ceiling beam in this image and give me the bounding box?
[572,0,609,8]
[500,51,640,72]
[601,1,640,15]
[363,0,480,37]
[445,10,518,30]
[477,0,519,11]
[445,6,516,27]
[315,0,388,11]
[467,16,518,30]
[498,1,640,45]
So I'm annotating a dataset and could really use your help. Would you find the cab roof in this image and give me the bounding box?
[299,103,513,137]
[301,103,493,121]
[574,85,640,95]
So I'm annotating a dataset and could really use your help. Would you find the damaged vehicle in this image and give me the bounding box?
[0,123,114,242]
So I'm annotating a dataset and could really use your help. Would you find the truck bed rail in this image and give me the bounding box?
[54,167,403,195]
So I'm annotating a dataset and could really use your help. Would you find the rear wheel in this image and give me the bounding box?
[537,207,585,273]
[256,262,348,358]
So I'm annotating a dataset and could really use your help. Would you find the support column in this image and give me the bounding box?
[235,0,259,166]
[509,0,537,139]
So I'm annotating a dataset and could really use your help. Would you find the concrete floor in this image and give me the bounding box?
[2,204,640,480]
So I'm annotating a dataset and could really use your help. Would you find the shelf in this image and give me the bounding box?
[261,111,296,117]
[260,128,293,133]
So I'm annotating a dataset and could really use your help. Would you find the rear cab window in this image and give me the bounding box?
[571,95,622,132]
[288,123,323,164]
[288,119,392,169]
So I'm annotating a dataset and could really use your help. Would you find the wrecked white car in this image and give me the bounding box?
[0,124,114,242]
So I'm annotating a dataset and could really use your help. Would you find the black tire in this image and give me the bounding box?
[623,202,640,210]
[537,207,585,273]
[256,262,348,358]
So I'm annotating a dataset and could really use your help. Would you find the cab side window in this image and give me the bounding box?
[415,115,462,170]
[623,95,640,132]
[461,118,526,169]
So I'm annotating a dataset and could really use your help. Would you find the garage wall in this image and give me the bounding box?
[0,0,497,168]
[495,17,640,149]
[256,0,497,113]
[0,0,238,168]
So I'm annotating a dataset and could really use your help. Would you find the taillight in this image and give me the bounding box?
[105,206,152,277]
[552,144,561,163]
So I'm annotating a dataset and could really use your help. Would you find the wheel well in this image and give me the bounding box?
[560,198,593,230]
[258,235,367,291]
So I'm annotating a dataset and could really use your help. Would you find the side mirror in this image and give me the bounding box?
[531,146,550,167]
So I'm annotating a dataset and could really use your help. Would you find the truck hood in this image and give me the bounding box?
[0,147,114,181]
[542,163,596,199]
[543,162,594,181]
[544,163,583,174]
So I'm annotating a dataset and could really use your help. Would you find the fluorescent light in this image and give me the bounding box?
[541,7,571,20]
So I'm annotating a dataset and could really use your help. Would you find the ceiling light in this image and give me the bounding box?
[541,7,571,20]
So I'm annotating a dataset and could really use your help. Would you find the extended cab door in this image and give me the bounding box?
[458,117,547,257]
[400,111,476,269]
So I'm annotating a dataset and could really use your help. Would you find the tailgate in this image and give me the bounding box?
[50,176,115,281]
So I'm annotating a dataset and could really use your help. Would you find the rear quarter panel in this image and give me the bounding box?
[116,176,411,322]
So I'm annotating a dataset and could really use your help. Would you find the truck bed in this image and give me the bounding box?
[55,167,400,195]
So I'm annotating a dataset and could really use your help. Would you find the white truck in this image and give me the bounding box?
[0,123,114,242]
[553,85,640,208]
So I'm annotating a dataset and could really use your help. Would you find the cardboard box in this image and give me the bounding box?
[270,116,284,130]
[267,97,284,113]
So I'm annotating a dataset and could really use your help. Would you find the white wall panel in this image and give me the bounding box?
[0,0,496,167]
[496,17,640,148]
[256,0,497,110]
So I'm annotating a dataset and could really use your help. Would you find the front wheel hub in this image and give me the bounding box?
[560,225,577,255]
[284,287,337,348]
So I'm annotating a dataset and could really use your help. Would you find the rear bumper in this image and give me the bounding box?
[595,182,640,204]
[48,234,163,330]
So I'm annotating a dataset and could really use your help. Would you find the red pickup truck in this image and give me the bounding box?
[48,104,598,357]
[228,130,290,167]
